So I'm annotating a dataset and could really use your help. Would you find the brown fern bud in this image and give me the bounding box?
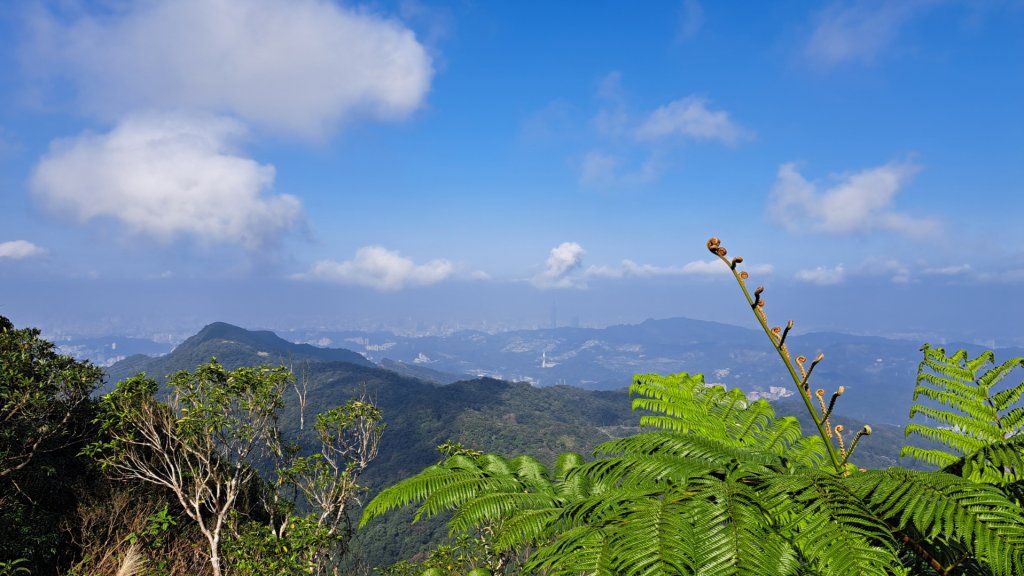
[716,247,727,257]
[844,425,873,465]
[752,286,764,310]
[739,271,749,280]
[823,386,844,421]
[779,320,793,347]
[730,256,743,270]
[795,355,807,379]
[707,237,721,253]
[803,353,824,382]
[834,424,844,434]
[771,326,782,340]
[815,388,825,398]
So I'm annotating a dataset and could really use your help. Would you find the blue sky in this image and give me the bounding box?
[0,1,1022,343]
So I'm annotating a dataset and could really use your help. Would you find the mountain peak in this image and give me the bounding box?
[185,322,290,351]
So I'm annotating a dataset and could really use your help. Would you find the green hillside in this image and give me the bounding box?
[103,321,915,567]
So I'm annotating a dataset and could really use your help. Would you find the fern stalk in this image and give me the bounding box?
[708,237,846,474]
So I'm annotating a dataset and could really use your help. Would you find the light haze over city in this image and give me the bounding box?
[0,1,1021,346]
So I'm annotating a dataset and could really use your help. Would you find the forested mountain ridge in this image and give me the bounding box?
[105,318,1024,425]
[104,322,641,482]
[103,322,640,566]
[100,321,917,567]
[103,321,374,389]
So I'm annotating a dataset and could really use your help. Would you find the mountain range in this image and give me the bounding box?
[103,318,945,566]
[280,317,1022,426]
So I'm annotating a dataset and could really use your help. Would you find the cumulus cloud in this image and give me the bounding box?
[796,264,846,286]
[577,74,751,189]
[299,246,454,290]
[635,97,751,144]
[27,0,433,140]
[768,160,940,239]
[534,242,586,288]
[30,113,302,249]
[0,240,46,260]
[805,0,930,67]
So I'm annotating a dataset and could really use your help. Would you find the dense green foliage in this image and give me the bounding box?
[82,359,386,576]
[902,346,1024,476]
[0,316,103,574]
[364,371,1024,575]
[363,239,1024,575]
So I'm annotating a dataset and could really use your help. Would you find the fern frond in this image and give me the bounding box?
[977,356,1023,398]
[493,507,562,551]
[508,454,551,488]
[898,446,960,469]
[848,468,1024,576]
[763,471,897,574]
[907,404,1000,439]
[360,456,519,526]
[574,453,716,488]
[905,346,1024,474]
[946,435,1024,485]
[416,474,521,520]
[595,431,782,470]
[902,422,987,455]
[525,525,615,575]
[448,491,558,534]
[554,451,585,479]
[602,490,693,575]
[683,476,798,576]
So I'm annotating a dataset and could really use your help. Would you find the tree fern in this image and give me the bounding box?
[903,345,1024,482]
[362,238,1024,575]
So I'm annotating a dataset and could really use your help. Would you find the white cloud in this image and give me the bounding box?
[30,112,302,249]
[677,259,730,275]
[299,246,453,290]
[635,97,751,144]
[27,0,433,140]
[858,257,912,284]
[0,240,46,260]
[579,75,751,188]
[585,259,774,279]
[584,264,623,279]
[923,264,972,276]
[805,0,931,67]
[768,160,941,239]
[534,242,586,289]
[796,264,846,286]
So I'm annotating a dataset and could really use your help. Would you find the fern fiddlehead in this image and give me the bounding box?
[708,237,864,475]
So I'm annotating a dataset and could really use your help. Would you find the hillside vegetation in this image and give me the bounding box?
[3,241,1023,575]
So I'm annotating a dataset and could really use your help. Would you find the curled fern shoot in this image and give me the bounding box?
[708,236,851,474]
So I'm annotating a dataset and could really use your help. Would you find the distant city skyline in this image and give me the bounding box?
[1,1,1021,347]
